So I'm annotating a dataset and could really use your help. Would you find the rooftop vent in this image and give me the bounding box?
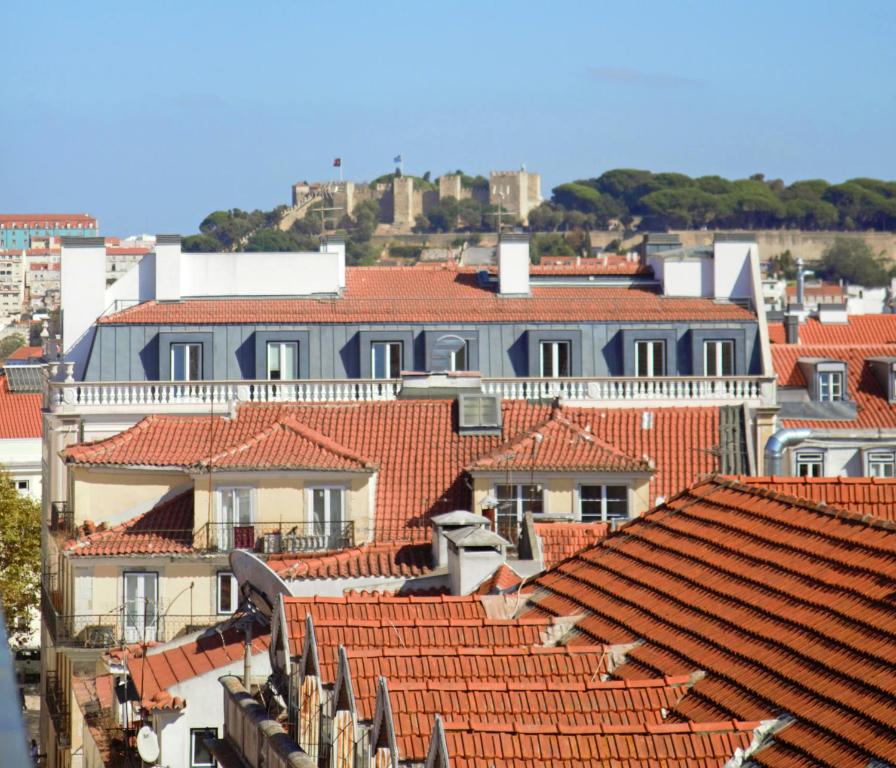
[459,393,502,434]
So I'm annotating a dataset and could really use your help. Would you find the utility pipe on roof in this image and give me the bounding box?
[763,428,811,475]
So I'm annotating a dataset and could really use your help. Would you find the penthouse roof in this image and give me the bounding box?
[771,343,896,428]
[61,401,726,541]
[768,314,896,345]
[98,265,753,325]
[523,476,896,768]
[731,475,896,521]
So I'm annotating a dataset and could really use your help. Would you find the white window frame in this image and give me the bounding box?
[494,483,544,540]
[866,451,896,478]
[371,341,402,379]
[703,340,734,377]
[217,487,255,550]
[307,486,345,532]
[170,342,202,382]
[266,341,298,380]
[635,340,666,377]
[216,572,238,615]
[123,571,158,644]
[15,479,29,492]
[577,484,630,523]
[818,371,844,402]
[795,450,825,477]
[190,727,217,767]
[447,341,468,372]
[539,341,571,378]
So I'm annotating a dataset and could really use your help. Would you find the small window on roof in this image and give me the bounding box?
[459,393,501,431]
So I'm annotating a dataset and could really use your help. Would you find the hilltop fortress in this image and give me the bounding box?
[286,168,541,231]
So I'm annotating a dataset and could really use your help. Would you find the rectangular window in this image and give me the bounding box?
[123,572,158,644]
[635,340,666,377]
[15,480,29,492]
[266,342,298,380]
[579,485,629,522]
[818,372,844,402]
[217,572,238,614]
[867,452,896,478]
[191,728,217,767]
[371,342,402,379]
[539,341,571,378]
[494,484,543,543]
[795,451,824,477]
[448,342,468,372]
[703,340,734,377]
[309,487,344,548]
[170,343,202,381]
[218,488,253,550]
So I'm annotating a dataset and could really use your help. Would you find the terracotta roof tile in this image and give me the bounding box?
[62,402,723,541]
[467,412,650,473]
[0,375,41,438]
[474,563,523,594]
[269,541,432,580]
[771,343,896,428]
[535,522,611,569]
[729,475,896,521]
[769,315,896,346]
[524,476,896,768]
[98,266,753,325]
[5,345,43,361]
[65,491,194,557]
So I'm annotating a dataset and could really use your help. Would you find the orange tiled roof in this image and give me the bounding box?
[6,345,43,361]
[0,375,41,439]
[62,401,723,541]
[730,475,896,521]
[785,284,844,298]
[769,315,896,345]
[268,542,432,580]
[535,522,611,569]
[64,491,194,557]
[107,622,270,711]
[97,266,752,325]
[524,476,896,768]
[343,645,615,720]
[475,563,524,594]
[303,617,555,677]
[466,413,650,473]
[0,213,96,226]
[771,343,896,428]
[438,720,756,768]
[388,676,695,762]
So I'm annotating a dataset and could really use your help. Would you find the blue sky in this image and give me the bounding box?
[4,1,895,236]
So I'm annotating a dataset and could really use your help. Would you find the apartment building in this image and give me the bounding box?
[0,214,98,249]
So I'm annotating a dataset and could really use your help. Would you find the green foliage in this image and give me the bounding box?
[182,234,223,252]
[767,250,798,280]
[387,244,423,261]
[532,233,576,262]
[0,470,40,642]
[821,237,892,287]
[547,170,896,232]
[0,334,26,361]
[245,229,302,252]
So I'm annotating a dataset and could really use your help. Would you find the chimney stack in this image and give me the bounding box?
[497,233,530,295]
[796,257,805,306]
[444,526,509,595]
[320,236,346,289]
[430,511,491,569]
[784,307,800,344]
[155,235,182,302]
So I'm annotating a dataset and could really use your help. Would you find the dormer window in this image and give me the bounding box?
[866,451,895,478]
[818,371,844,402]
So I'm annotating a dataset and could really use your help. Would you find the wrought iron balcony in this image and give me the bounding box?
[45,671,70,747]
[43,609,223,649]
[49,501,73,536]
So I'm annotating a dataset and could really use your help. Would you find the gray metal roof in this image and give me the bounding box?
[5,365,43,392]
[431,510,491,527]
[444,526,509,548]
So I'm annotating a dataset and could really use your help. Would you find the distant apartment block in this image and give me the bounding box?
[0,213,98,249]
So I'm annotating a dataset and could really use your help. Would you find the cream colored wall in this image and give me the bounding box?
[472,474,652,518]
[194,472,373,543]
[71,467,189,526]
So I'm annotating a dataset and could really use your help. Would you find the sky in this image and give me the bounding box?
[3,0,895,236]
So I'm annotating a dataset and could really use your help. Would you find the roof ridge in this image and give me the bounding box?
[440,719,761,735]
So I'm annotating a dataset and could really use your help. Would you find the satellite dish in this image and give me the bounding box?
[136,726,160,763]
[230,550,293,618]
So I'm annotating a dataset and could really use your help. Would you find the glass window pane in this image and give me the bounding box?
[283,343,297,379]
[580,485,602,522]
[388,342,401,377]
[654,342,666,376]
[313,489,326,525]
[557,342,570,376]
[328,489,343,524]
[721,341,733,375]
[541,342,554,377]
[235,489,252,524]
[705,342,717,376]
[636,342,647,377]
[521,484,543,515]
[372,344,385,379]
[605,486,628,520]
[172,345,186,381]
[219,574,233,613]
[267,343,281,379]
[452,343,467,372]
[188,344,202,380]
[192,730,215,766]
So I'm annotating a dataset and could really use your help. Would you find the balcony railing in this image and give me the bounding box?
[50,501,73,536]
[45,671,70,747]
[46,373,775,412]
[45,611,223,648]
[51,519,354,558]
[482,375,776,404]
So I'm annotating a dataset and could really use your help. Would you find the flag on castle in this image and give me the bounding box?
[333,158,342,167]
[393,154,402,163]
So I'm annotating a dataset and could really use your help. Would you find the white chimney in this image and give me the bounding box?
[445,526,509,595]
[713,235,756,302]
[61,236,106,373]
[430,510,491,568]
[154,235,182,301]
[497,234,530,295]
[320,236,346,289]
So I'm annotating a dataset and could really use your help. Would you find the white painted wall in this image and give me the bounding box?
[0,437,41,499]
[104,252,156,307]
[319,239,346,289]
[714,241,756,301]
[497,239,530,295]
[154,648,271,768]
[180,251,341,298]
[661,259,706,298]
[154,241,181,301]
[61,241,106,375]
